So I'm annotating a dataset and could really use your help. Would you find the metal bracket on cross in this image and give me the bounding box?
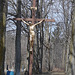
[30,7,37,10]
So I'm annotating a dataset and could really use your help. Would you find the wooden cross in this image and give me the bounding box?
[14,0,55,75]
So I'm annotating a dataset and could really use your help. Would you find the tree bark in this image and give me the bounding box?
[39,0,43,73]
[69,0,75,75]
[36,0,40,73]
[0,0,6,75]
[15,0,21,75]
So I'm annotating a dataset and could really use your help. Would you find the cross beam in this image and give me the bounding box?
[14,0,55,75]
[14,18,55,22]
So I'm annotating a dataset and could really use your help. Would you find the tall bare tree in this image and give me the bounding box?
[68,0,75,75]
[0,0,7,75]
[15,0,21,75]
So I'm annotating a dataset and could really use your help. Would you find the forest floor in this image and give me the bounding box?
[33,71,66,75]
[34,72,66,75]
[20,71,65,75]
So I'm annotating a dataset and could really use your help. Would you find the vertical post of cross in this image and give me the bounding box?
[32,0,36,24]
[29,0,36,75]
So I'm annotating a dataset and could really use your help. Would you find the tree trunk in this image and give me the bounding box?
[0,0,6,75]
[39,0,43,73]
[15,0,21,75]
[36,0,40,73]
[69,0,75,75]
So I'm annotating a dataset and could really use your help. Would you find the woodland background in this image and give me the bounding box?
[0,0,75,75]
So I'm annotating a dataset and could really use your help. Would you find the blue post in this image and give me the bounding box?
[7,71,10,75]
[7,71,14,75]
